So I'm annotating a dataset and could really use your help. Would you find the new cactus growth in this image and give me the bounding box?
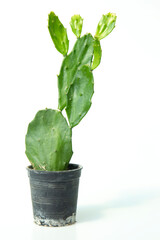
[91,38,102,70]
[25,12,117,171]
[48,12,69,56]
[70,15,83,38]
[95,13,117,40]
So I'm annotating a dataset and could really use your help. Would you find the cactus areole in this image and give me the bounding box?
[25,11,116,227]
[25,11,117,172]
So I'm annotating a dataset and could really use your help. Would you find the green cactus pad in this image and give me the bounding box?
[25,109,73,171]
[58,33,94,111]
[70,15,83,38]
[48,12,69,56]
[91,39,102,70]
[95,13,117,40]
[66,65,94,128]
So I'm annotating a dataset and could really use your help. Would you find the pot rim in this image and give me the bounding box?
[26,163,83,174]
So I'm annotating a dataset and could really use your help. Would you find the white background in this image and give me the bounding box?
[0,0,160,239]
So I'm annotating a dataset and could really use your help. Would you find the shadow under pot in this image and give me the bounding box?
[27,163,82,227]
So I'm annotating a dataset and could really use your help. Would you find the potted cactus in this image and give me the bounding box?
[25,11,117,227]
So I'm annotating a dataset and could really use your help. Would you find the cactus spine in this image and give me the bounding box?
[25,12,117,171]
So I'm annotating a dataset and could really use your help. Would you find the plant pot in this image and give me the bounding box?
[27,163,82,227]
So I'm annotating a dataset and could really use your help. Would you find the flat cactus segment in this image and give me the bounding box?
[66,65,94,128]
[70,15,83,38]
[48,12,69,56]
[25,109,73,171]
[58,33,94,110]
[95,13,117,40]
[91,39,102,70]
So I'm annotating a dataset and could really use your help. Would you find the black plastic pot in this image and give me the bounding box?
[27,164,82,227]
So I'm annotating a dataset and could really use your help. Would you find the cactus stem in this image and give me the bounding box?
[25,109,72,171]
[41,165,46,170]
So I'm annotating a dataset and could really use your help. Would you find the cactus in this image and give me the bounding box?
[66,65,94,128]
[48,12,69,56]
[25,109,73,171]
[91,38,102,70]
[95,13,117,40]
[58,33,94,111]
[70,15,83,38]
[25,12,117,171]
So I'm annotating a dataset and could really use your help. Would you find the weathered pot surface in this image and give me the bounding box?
[27,164,82,227]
